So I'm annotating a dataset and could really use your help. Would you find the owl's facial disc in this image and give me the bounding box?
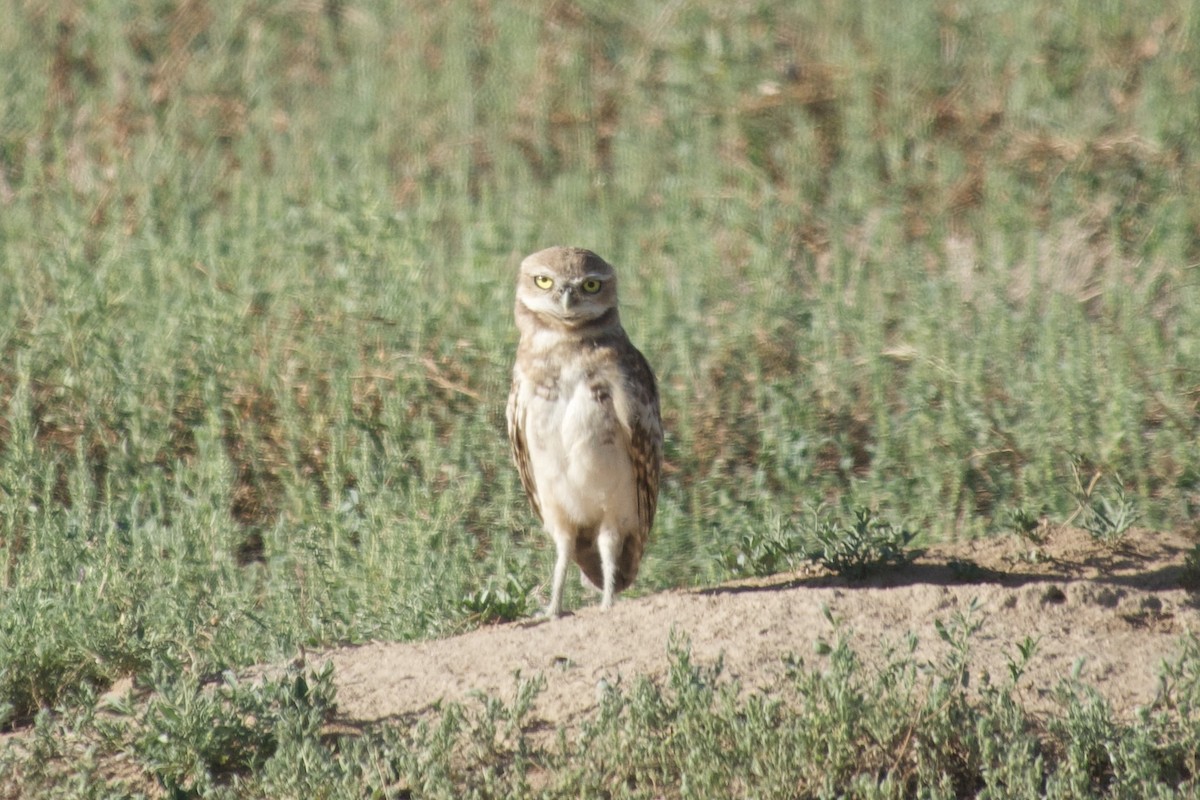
[521,275,607,325]
[518,248,616,329]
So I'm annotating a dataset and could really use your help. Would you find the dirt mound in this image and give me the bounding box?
[312,526,1199,728]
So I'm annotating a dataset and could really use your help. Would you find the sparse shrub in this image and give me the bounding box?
[7,622,1200,798]
[802,507,920,579]
[1181,545,1200,591]
[722,508,920,581]
[1079,478,1142,548]
[129,663,335,796]
[721,513,804,577]
[947,558,992,581]
[459,574,536,624]
[1007,635,1041,685]
[0,550,150,730]
[1005,505,1047,544]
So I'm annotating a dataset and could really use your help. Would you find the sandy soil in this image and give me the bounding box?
[4,525,1198,800]
[313,526,1200,729]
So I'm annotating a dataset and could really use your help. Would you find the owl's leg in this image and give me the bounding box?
[545,528,574,618]
[597,525,621,610]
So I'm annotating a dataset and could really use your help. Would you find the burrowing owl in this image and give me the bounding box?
[506,246,663,617]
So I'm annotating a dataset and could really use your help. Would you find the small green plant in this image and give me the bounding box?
[721,513,803,577]
[802,507,920,579]
[1157,633,1200,719]
[129,662,336,797]
[948,558,987,581]
[1079,479,1141,548]
[1067,464,1141,547]
[464,671,546,775]
[1005,505,1046,545]
[1007,635,1041,685]
[459,574,536,624]
[932,598,985,690]
[1181,544,1200,590]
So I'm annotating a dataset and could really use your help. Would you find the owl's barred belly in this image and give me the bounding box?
[525,380,638,530]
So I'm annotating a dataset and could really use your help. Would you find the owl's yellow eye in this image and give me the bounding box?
[533,275,554,290]
[581,278,602,294]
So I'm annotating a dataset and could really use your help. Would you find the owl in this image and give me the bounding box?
[506,246,663,617]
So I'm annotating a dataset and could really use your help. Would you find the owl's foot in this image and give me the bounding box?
[526,606,571,624]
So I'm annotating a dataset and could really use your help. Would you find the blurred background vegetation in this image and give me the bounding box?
[1,0,1198,728]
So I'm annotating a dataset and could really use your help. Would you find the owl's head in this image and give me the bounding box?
[516,246,619,327]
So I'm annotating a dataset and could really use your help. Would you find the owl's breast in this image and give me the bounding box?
[522,366,636,527]
[526,371,622,461]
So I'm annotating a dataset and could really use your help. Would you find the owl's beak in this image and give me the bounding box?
[560,287,576,311]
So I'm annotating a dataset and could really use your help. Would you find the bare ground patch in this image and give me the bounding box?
[307,526,1199,731]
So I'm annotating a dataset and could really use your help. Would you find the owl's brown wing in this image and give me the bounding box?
[584,343,661,593]
[625,346,663,540]
[572,342,663,595]
[506,376,542,522]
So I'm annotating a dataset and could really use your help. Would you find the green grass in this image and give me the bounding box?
[6,622,1200,798]
[2,0,1200,794]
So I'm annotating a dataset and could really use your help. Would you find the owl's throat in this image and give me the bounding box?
[521,302,619,334]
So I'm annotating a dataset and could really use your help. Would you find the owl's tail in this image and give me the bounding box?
[575,531,644,594]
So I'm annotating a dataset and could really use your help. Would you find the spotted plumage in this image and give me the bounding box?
[506,246,663,617]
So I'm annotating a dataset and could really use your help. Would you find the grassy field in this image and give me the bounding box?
[2,0,1200,795]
